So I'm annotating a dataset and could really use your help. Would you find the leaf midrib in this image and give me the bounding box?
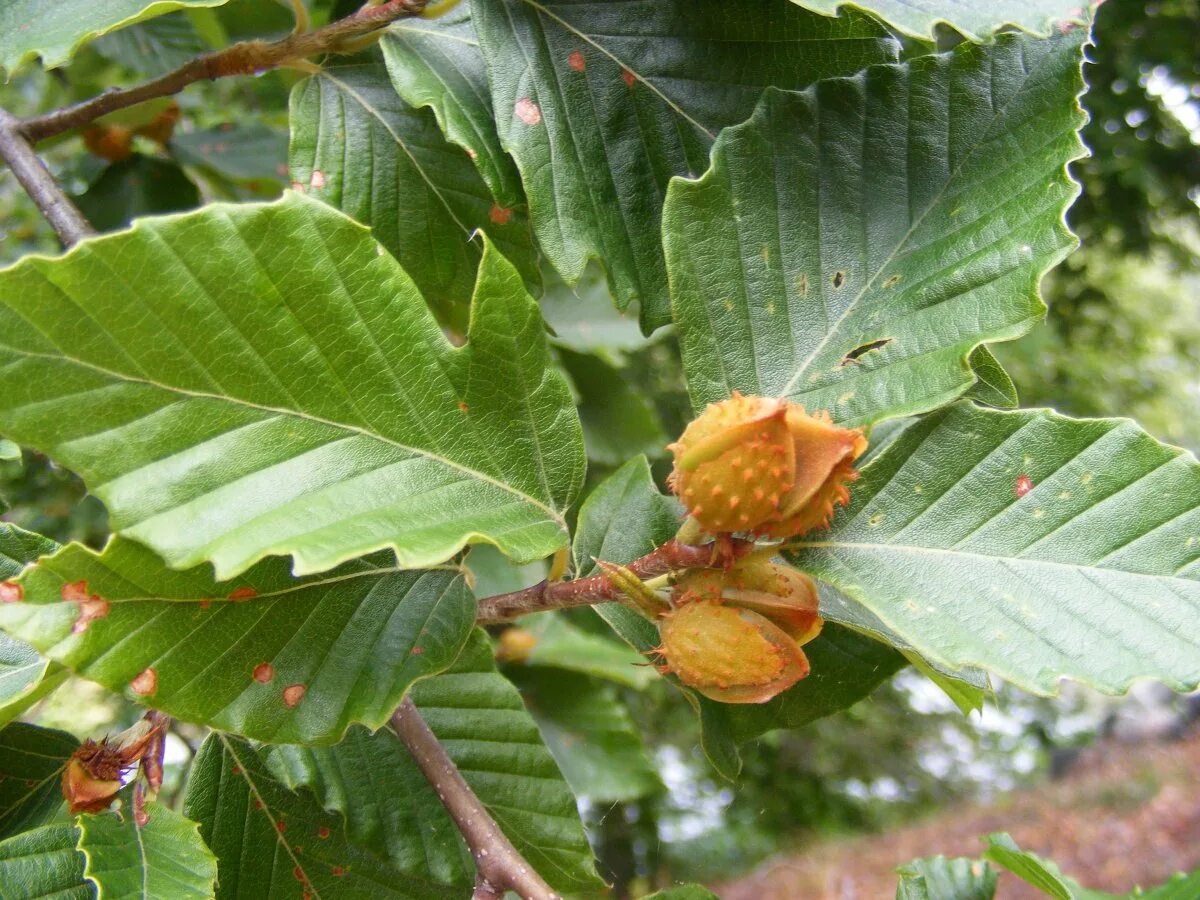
[0,342,565,526]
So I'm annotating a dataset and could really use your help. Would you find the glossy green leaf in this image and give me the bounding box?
[382,7,522,206]
[265,726,473,889]
[92,13,207,76]
[0,193,584,578]
[184,734,456,899]
[472,0,899,331]
[0,538,474,744]
[0,525,65,726]
[791,1,1088,41]
[78,802,217,900]
[664,31,1087,424]
[289,57,539,327]
[510,667,661,803]
[0,0,228,76]
[0,723,76,839]
[896,856,997,900]
[74,156,201,233]
[982,833,1072,900]
[515,611,655,689]
[791,402,1200,696]
[409,629,604,893]
[0,824,89,900]
[560,348,667,467]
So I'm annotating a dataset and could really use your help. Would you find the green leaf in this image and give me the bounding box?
[184,734,456,899]
[904,650,988,715]
[0,440,18,462]
[790,402,1200,696]
[510,667,661,802]
[896,856,997,900]
[0,722,76,839]
[0,0,229,76]
[571,456,681,578]
[663,31,1087,425]
[381,7,523,207]
[0,193,584,578]
[0,538,474,744]
[560,348,667,467]
[170,124,289,186]
[265,726,473,889]
[92,13,206,76]
[516,611,655,689]
[0,525,65,726]
[0,824,89,900]
[1137,870,1200,900]
[77,802,217,899]
[471,0,899,331]
[644,886,720,900]
[539,266,647,357]
[410,629,604,894]
[982,833,1072,900]
[289,57,539,328]
[74,156,201,233]
[964,346,1019,410]
[789,1,1088,42]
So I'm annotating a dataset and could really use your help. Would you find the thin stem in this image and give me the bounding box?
[0,108,94,247]
[475,538,754,624]
[19,0,427,144]
[390,698,560,900]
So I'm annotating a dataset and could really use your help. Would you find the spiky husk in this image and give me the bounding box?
[659,601,810,704]
[668,394,865,539]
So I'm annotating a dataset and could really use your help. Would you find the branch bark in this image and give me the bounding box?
[475,538,753,624]
[390,698,560,900]
[19,0,427,144]
[0,108,94,247]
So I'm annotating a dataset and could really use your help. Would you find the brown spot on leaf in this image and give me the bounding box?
[1016,474,1034,498]
[131,668,157,696]
[832,271,846,289]
[293,866,306,883]
[332,866,346,877]
[411,646,423,655]
[61,580,91,603]
[73,598,110,634]
[883,274,902,288]
[621,68,636,88]
[228,587,257,601]
[465,147,478,159]
[489,204,513,225]
[0,581,22,603]
[253,662,274,684]
[199,599,211,609]
[275,820,286,833]
[309,170,326,189]
[317,826,331,839]
[457,401,469,413]
[283,684,306,707]
[514,98,542,125]
[291,181,306,193]
[568,50,585,72]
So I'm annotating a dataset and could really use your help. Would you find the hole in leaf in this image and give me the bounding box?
[841,338,892,366]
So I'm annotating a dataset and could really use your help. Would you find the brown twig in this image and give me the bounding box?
[475,538,754,624]
[19,0,427,144]
[391,698,559,900]
[0,108,94,246]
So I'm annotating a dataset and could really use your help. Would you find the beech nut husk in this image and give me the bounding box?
[667,392,866,539]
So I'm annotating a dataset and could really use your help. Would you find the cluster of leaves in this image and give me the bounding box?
[0,0,1199,897]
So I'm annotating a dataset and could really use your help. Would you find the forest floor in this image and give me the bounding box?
[718,726,1200,899]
